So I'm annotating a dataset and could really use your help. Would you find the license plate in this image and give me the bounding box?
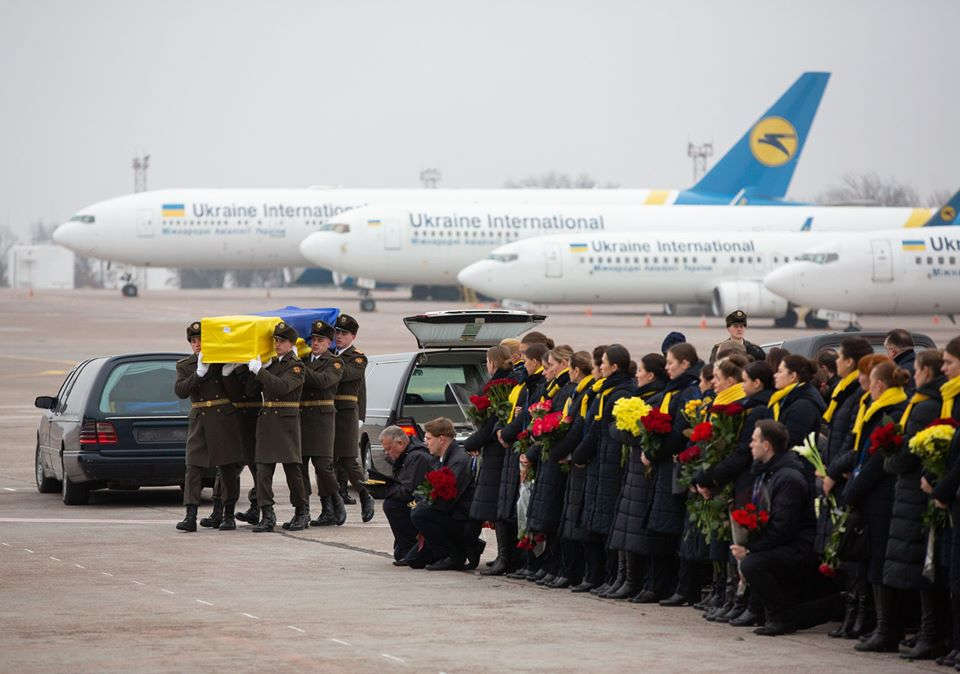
[135,427,186,443]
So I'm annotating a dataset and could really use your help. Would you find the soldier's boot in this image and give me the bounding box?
[302,498,311,528]
[340,486,357,505]
[332,492,348,526]
[310,496,336,526]
[358,485,375,523]
[286,507,310,531]
[235,500,259,525]
[218,501,237,531]
[199,499,223,528]
[176,505,198,532]
[251,506,276,533]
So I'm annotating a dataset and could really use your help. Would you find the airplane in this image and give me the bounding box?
[452,197,960,327]
[763,200,960,322]
[301,200,946,312]
[53,72,829,299]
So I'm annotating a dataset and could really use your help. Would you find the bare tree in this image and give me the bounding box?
[816,172,921,207]
[503,171,619,189]
[927,188,954,208]
[0,225,17,287]
[179,269,226,289]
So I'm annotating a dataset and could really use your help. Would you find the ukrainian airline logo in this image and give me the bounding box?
[569,242,588,253]
[161,203,185,217]
[902,239,926,251]
[367,219,382,227]
[940,206,957,223]
[749,117,798,167]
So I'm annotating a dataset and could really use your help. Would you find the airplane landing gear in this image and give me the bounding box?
[121,284,138,297]
[804,310,830,329]
[773,308,798,329]
[359,289,376,312]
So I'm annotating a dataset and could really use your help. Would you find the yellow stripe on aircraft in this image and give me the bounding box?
[903,208,933,228]
[644,190,670,205]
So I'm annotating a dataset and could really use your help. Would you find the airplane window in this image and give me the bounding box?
[916,257,922,265]
[588,257,594,263]
[69,214,95,223]
[939,256,945,264]
[738,257,744,263]
[927,257,933,264]
[747,257,752,263]
[332,223,350,234]
[774,257,779,263]
[711,257,716,263]
[580,258,585,263]
[682,257,687,263]
[784,256,790,262]
[951,257,956,265]
[488,253,518,263]
[607,257,613,263]
[652,257,658,263]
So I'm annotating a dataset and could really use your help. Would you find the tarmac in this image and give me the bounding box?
[0,287,953,672]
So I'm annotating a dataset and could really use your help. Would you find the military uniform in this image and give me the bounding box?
[245,321,308,531]
[300,320,347,526]
[709,309,766,363]
[173,321,244,532]
[231,369,263,524]
[334,313,375,521]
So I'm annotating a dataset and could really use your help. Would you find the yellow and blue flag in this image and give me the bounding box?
[901,239,926,252]
[569,242,588,253]
[162,203,185,217]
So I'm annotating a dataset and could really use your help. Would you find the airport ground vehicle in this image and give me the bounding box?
[761,331,936,358]
[33,353,210,505]
[360,310,545,495]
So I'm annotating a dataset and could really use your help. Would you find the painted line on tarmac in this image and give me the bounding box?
[0,542,9,546]
[241,613,260,620]
[196,599,213,606]
[132,580,144,586]
[277,531,392,559]
[74,563,85,569]
[23,548,34,553]
[3,487,16,491]
[49,555,61,561]
[101,571,113,576]
[160,588,175,595]
[381,653,406,664]
[330,638,351,646]
[0,517,177,524]
[287,625,305,633]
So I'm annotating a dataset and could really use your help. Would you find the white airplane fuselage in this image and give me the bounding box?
[763,230,960,314]
[299,203,935,285]
[53,187,695,268]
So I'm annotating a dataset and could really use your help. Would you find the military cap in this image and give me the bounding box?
[335,313,359,334]
[186,321,202,340]
[311,319,336,340]
[661,331,686,355]
[725,310,748,327]
[272,320,299,342]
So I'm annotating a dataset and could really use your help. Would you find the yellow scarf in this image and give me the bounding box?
[506,366,544,423]
[594,377,623,420]
[823,371,859,423]
[564,374,594,419]
[659,391,676,414]
[768,382,799,421]
[547,368,569,398]
[899,392,930,427]
[941,376,960,419]
[712,382,746,407]
[852,386,908,451]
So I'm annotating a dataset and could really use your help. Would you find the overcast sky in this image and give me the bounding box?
[1,0,957,234]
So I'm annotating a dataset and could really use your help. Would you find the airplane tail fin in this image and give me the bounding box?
[921,188,960,226]
[687,72,830,202]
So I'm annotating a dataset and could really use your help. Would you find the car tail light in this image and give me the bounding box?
[80,419,117,445]
[394,417,422,439]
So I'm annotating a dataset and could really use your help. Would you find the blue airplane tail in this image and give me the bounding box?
[922,188,960,226]
[678,72,830,204]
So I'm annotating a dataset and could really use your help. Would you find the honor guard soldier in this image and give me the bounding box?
[245,321,308,532]
[300,319,348,526]
[709,310,766,363]
[174,321,245,532]
[231,369,264,526]
[333,313,375,522]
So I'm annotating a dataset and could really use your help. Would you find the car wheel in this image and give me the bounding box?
[35,444,59,493]
[61,459,89,505]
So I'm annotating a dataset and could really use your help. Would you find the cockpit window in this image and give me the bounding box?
[795,252,838,264]
[69,214,95,224]
[317,222,350,233]
[488,253,519,263]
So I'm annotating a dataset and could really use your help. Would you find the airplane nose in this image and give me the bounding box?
[457,260,503,296]
[52,222,80,249]
[299,232,344,266]
[762,265,799,300]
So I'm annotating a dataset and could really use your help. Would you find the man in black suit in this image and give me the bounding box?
[410,417,482,571]
[380,425,436,564]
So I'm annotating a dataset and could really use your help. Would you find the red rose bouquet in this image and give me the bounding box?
[730,503,770,536]
[414,466,459,504]
[868,416,903,457]
[467,377,517,426]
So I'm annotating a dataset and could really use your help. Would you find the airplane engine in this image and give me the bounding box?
[711,281,788,318]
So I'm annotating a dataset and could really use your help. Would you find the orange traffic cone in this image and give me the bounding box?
[586,308,593,317]
[933,315,941,325]
[644,314,652,328]
[699,315,708,329]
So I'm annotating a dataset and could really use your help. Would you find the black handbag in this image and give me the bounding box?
[837,508,869,562]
